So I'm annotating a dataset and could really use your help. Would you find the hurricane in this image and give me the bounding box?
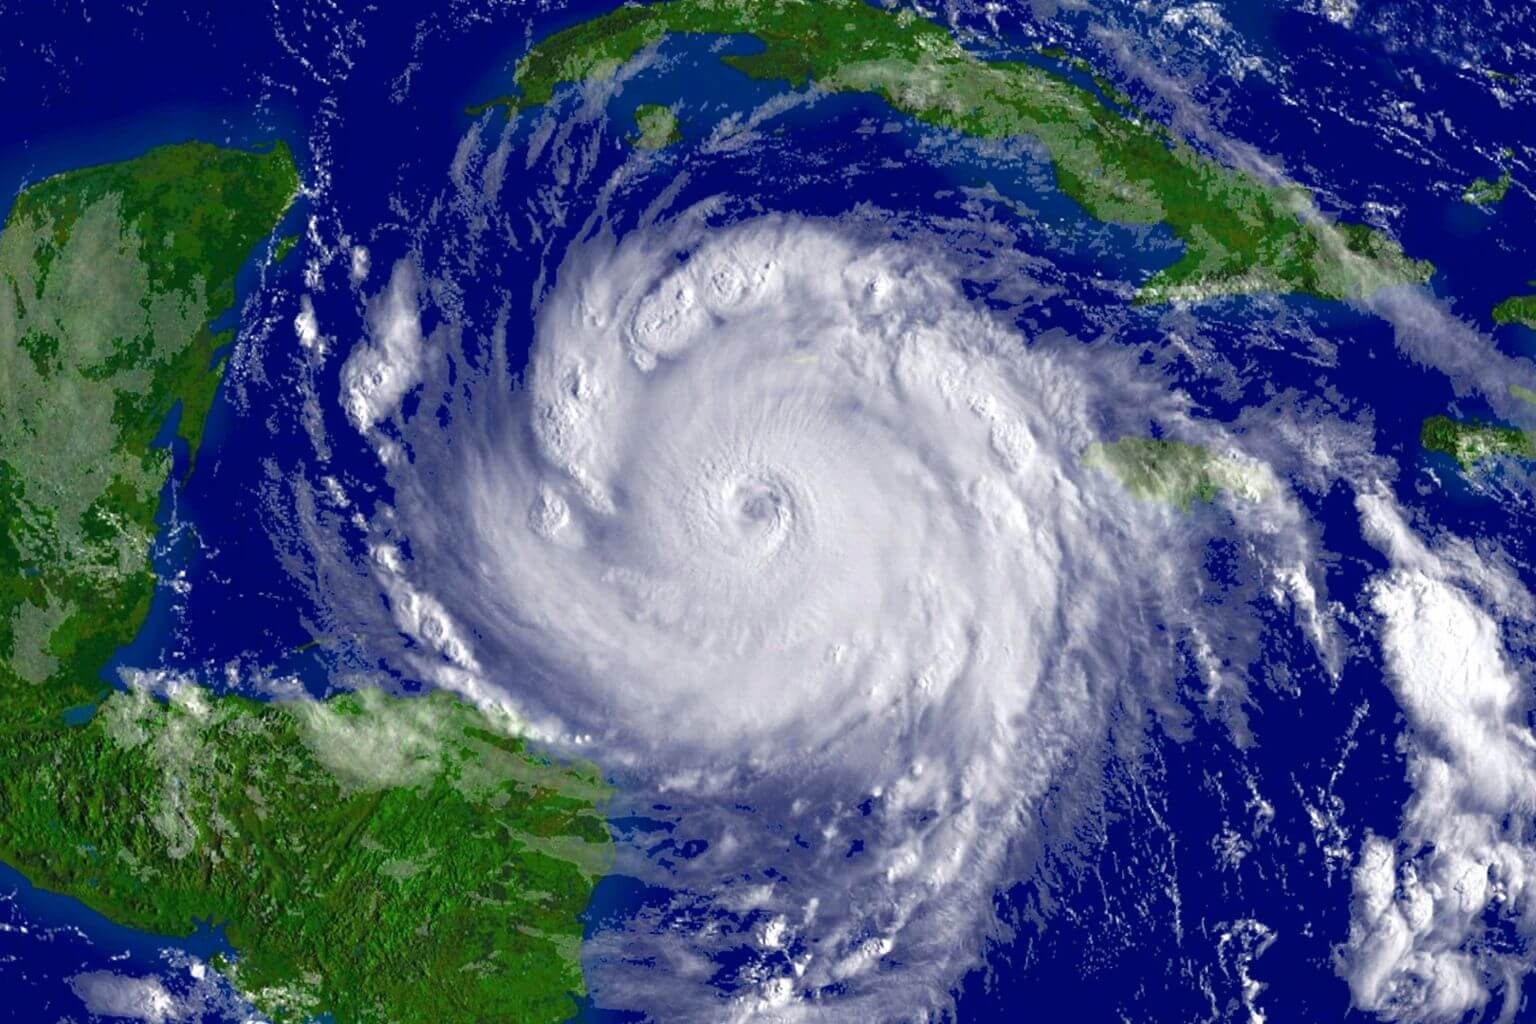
[300,131,1325,1016]
[13,1,1536,1020]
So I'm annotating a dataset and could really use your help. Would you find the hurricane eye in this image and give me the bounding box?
[736,482,783,523]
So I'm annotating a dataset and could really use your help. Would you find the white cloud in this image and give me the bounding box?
[339,259,426,433]
[68,951,256,1023]
[70,972,179,1023]
[319,212,1321,1020]
[349,244,370,284]
[1341,490,1536,1021]
[369,542,481,675]
[293,293,324,355]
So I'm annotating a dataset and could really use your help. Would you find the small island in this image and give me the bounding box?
[1085,437,1272,511]
[631,102,681,149]
[1463,153,1513,205]
[1493,292,1536,330]
[273,232,300,262]
[1421,415,1535,469]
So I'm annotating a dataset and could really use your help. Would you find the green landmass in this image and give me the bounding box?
[1464,170,1511,205]
[1464,150,1513,205]
[0,143,612,1022]
[1421,415,1536,469]
[631,102,682,149]
[477,0,1432,303]
[1511,383,1536,407]
[274,232,301,263]
[1493,292,1536,329]
[1085,437,1273,511]
[0,140,301,685]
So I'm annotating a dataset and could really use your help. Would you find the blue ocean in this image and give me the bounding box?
[4,1,1534,1021]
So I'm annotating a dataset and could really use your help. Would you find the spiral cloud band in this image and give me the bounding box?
[330,211,1312,1019]
[487,219,1115,753]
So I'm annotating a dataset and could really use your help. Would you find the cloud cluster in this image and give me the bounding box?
[1341,492,1536,1022]
[68,954,249,1024]
[71,972,180,1023]
[339,259,428,436]
[308,208,1323,1020]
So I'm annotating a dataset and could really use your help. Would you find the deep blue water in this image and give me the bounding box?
[3,1,1534,1021]
[0,860,243,1017]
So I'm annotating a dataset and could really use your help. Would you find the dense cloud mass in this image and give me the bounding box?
[1342,493,1536,1023]
[289,151,1536,1022]
[13,0,1536,1019]
[414,217,1128,760]
[313,203,1338,1019]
